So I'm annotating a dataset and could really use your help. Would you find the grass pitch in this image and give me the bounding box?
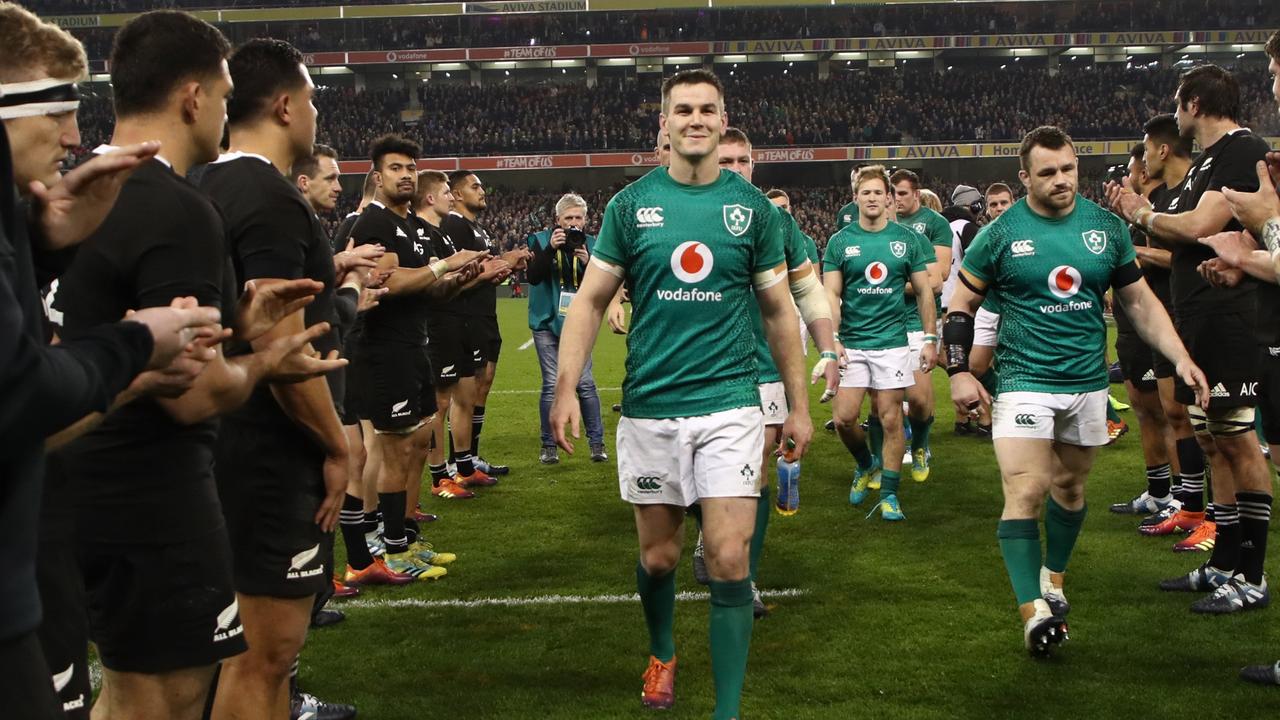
[301,299,1280,719]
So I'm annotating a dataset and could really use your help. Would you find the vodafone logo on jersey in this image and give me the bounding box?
[864,261,889,286]
[1047,265,1082,299]
[671,241,714,283]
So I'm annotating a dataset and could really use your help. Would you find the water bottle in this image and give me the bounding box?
[775,444,801,516]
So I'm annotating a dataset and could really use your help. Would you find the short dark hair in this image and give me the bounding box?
[1018,125,1075,171]
[110,11,230,118]
[1143,113,1193,158]
[360,169,377,200]
[369,134,420,170]
[226,38,307,127]
[448,169,476,190]
[765,188,788,201]
[1176,64,1240,121]
[661,68,724,113]
[720,127,751,147]
[985,182,1014,199]
[889,169,920,189]
[1267,29,1280,62]
[1130,143,1145,161]
[290,143,337,183]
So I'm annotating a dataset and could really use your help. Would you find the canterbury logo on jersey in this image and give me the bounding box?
[287,543,325,579]
[213,599,243,642]
[844,245,861,257]
[634,476,662,492]
[636,207,664,227]
[1015,414,1037,427]
[1011,239,1035,257]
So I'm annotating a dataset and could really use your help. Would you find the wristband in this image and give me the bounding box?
[429,259,448,279]
[1134,206,1156,232]
[940,311,974,376]
[923,334,938,342]
[820,350,838,361]
[339,281,362,293]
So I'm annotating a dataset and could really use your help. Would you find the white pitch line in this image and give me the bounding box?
[491,386,621,395]
[518,337,535,350]
[342,588,808,610]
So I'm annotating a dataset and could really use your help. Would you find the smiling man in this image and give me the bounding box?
[550,69,810,720]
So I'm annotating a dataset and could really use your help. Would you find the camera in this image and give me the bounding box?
[563,227,587,250]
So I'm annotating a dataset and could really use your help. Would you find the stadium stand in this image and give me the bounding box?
[48,0,1280,59]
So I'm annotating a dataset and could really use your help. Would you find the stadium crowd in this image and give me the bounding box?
[41,0,1280,59]
[6,2,1280,720]
[69,64,1280,163]
[155,0,1280,55]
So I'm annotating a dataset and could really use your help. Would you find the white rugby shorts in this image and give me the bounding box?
[617,406,765,505]
[839,346,915,391]
[992,389,1109,446]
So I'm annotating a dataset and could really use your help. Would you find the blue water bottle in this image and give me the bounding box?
[775,441,800,516]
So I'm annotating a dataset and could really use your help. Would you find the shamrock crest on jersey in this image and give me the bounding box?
[723,204,753,237]
[1082,229,1107,255]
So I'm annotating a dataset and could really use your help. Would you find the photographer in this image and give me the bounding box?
[527,193,606,465]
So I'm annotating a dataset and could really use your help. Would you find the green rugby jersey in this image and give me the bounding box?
[750,208,812,384]
[823,221,927,350]
[835,200,858,231]
[592,168,785,419]
[802,229,819,266]
[961,196,1135,394]
[898,206,950,333]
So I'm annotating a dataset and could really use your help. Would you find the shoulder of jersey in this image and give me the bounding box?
[1077,194,1125,228]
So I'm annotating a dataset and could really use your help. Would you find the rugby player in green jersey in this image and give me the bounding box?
[701,128,838,617]
[824,165,937,521]
[945,126,1208,657]
[550,70,812,720]
[890,169,953,481]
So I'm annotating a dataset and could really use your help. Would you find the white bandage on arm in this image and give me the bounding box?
[752,265,787,291]
[591,254,627,278]
[788,269,832,325]
[590,256,625,279]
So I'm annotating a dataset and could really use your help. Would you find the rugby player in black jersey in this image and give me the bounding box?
[196,38,361,720]
[1109,65,1273,615]
[442,170,532,479]
[1108,142,1178,519]
[1120,115,1210,550]
[50,14,339,720]
[291,144,399,601]
[0,7,231,718]
[350,135,482,579]
[412,169,494,497]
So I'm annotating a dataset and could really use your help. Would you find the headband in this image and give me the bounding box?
[0,78,81,119]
